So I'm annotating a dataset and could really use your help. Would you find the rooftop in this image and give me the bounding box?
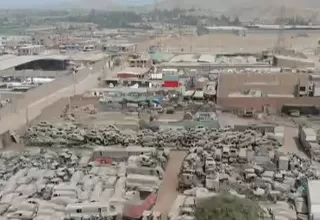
[218,72,309,98]
[117,67,149,75]
[308,180,320,208]
[0,53,107,70]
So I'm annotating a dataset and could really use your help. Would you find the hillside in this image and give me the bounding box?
[63,0,320,22]
[155,0,320,22]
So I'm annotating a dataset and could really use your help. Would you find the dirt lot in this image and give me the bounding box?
[137,31,320,54]
[153,151,187,220]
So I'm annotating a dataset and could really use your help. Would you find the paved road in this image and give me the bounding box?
[153,151,187,220]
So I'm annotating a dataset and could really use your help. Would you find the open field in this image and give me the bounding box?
[138,31,320,54]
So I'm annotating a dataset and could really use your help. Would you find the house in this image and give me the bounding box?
[163,75,180,88]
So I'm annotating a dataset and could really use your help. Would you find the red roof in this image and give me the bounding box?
[123,192,157,219]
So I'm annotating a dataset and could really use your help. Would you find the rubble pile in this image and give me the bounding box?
[176,142,317,220]
[24,121,137,147]
[61,104,97,122]
[178,137,318,210]
[25,121,284,151]
[0,149,131,219]
[138,126,281,149]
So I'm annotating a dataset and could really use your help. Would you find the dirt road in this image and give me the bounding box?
[153,151,187,220]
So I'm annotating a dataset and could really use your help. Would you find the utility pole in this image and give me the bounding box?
[72,69,76,96]
[274,6,286,54]
[154,0,158,47]
[25,107,29,127]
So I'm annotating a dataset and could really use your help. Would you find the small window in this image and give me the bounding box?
[98,208,102,213]
[76,209,82,213]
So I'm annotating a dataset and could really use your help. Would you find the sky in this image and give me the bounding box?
[0,0,153,7]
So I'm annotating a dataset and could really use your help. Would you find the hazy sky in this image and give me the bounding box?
[0,0,153,7]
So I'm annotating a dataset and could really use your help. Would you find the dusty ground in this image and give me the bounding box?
[153,150,187,220]
[137,31,320,54]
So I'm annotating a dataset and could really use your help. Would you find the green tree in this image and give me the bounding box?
[195,194,264,220]
[232,16,241,26]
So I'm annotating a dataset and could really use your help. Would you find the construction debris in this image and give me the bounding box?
[23,122,137,147]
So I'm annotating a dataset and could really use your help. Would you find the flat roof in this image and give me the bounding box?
[126,174,159,181]
[0,53,107,71]
[308,180,320,208]
[274,55,314,64]
[206,26,248,31]
[19,45,43,49]
[117,67,149,75]
[0,55,67,71]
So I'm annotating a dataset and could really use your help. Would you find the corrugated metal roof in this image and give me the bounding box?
[198,54,216,63]
[117,67,149,75]
[150,52,174,63]
[163,75,179,81]
[170,54,198,63]
[275,55,314,64]
[0,55,68,71]
[308,180,320,207]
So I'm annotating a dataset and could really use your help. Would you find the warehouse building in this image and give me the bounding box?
[18,45,45,56]
[307,180,320,220]
[217,71,320,113]
[273,55,315,69]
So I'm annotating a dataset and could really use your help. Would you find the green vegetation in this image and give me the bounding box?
[274,16,310,25]
[195,194,264,220]
[0,8,243,34]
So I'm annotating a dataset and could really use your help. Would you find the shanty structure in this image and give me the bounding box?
[163,75,180,88]
[117,68,149,79]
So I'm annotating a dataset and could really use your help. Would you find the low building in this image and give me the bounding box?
[163,75,180,88]
[197,26,247,36]
[117,67,149,79]
[129,55,152,68]
[273,55,315,69]
[307,180,320,220]
[216,72,319,113]
[103,43,136,53]
[298,126,318,159]
[18,45,45,56]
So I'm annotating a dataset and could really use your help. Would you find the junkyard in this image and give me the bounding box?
[2,6,320,220]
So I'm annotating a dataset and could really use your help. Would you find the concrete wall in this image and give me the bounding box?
[274,56,315,69]
[218,72,309,98]
[217,97,320,113]
[0,60,107,134]
[0,70,69,77]
[0,131,13,149]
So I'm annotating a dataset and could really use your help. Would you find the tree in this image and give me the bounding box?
[232,16,241,26]
[195,194,264,220]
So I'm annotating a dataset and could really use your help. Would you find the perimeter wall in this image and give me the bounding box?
[217,97,320,113]
[0,60,106,134]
